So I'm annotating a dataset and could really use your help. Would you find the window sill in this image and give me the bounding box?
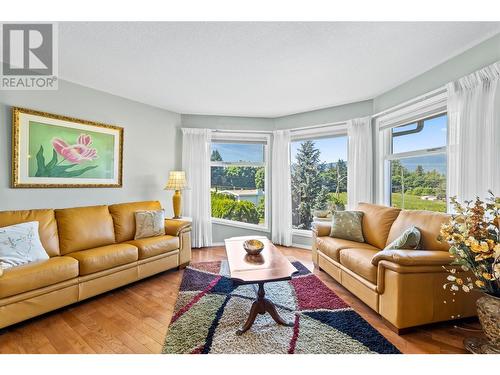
[292,229,312,238]
[211,218,270,233]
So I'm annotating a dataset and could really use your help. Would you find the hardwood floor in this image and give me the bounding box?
[0,246,484,354]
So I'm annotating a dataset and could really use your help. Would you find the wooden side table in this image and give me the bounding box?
[224,236,298,335]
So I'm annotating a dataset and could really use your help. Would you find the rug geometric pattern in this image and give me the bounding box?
[163,261,400,354]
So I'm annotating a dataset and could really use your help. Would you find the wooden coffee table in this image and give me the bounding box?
[224,236,298,335]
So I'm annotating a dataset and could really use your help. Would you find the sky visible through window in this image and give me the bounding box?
[291,136,348,163]
[211,143,264,163]
[392,114,447,154]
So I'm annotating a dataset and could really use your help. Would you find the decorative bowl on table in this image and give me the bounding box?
[243,239,265,255]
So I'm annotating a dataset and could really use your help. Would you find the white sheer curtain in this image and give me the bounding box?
[181,128,212,248]
[347,117,373,209]
[271,130,292,246]
[447,61,500,207]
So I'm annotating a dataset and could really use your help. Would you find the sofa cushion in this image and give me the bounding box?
[67,243,138,275]
[0,221,49,269]
[383,225,421,250]
[0,209,60,256]
[127,235,179,259]
[386,210,451,252]
[329,211,365,242]
[339,248,379,284]
[371,249,454,267]
[317,237,379,262]
[56,205,116,254]
[134,210,166,239]
[109,201,162,243]
[0,257,79,299]
[356,203,401,249]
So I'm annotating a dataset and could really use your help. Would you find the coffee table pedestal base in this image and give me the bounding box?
[236,282,293,335]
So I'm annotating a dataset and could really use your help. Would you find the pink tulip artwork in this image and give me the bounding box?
[33,133,99,178]
[19,108,122,187]
[52,134,99,164]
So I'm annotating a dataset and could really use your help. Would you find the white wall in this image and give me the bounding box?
[0,80,181,213]
[274,100,373,129]
[373,33,500,112]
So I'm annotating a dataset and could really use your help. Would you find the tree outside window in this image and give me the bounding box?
[291,136,348,230]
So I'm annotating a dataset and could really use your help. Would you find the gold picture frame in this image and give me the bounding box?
[12,107,124,188]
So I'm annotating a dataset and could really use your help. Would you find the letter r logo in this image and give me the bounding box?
[2,24,53,76]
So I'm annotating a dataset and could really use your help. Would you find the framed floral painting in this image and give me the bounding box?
[12,107,123,188]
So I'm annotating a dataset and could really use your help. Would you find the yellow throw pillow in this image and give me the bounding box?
[134,210,166,239]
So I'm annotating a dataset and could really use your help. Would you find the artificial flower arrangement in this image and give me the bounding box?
[440,191,500,297]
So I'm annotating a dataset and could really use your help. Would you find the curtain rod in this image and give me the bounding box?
[211,129,273,134]
[289,120,347,132]
[371,86,447,119]
[209,120,347,135]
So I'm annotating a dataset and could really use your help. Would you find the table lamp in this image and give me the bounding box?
[164,171,188,219]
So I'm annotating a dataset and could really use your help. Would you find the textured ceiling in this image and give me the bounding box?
[58,22,500,117]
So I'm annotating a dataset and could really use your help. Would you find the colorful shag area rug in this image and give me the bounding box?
[163,260,400,354]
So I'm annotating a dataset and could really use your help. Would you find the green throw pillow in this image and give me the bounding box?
[384,226,421,250]
[329,211,365,243]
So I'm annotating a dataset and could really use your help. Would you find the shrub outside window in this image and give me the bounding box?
[210,139,268,229]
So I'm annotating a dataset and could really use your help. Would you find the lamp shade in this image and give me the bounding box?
[164,171,188,190]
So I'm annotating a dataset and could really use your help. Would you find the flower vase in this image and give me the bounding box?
[464,293,500,353]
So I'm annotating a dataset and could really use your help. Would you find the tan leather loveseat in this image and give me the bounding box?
[0,201,191,329]
[312,203,478,332]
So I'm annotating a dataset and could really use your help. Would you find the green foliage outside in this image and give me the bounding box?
[211,149,222,161]
[327,192,347,206]
[390,159,446,212]
[291,141,323,229]
[211,192,260,224]
[290,141,447,230]
[391,193,446,212]
[329,192,446,213]
[211,165,264,191]
[255,168,265,190]
[291,140,348,229]
[210,147,266,224]
[391,160,446,198]
[257,196,265,224]
[210,140,447,228]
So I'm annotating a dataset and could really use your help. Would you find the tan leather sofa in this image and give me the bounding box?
[0,201,191,329]
[312,203,478,333]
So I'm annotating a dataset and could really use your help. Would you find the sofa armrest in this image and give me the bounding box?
[371,249,453,267]
[165,219,191,237]
[312,222,331,237]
